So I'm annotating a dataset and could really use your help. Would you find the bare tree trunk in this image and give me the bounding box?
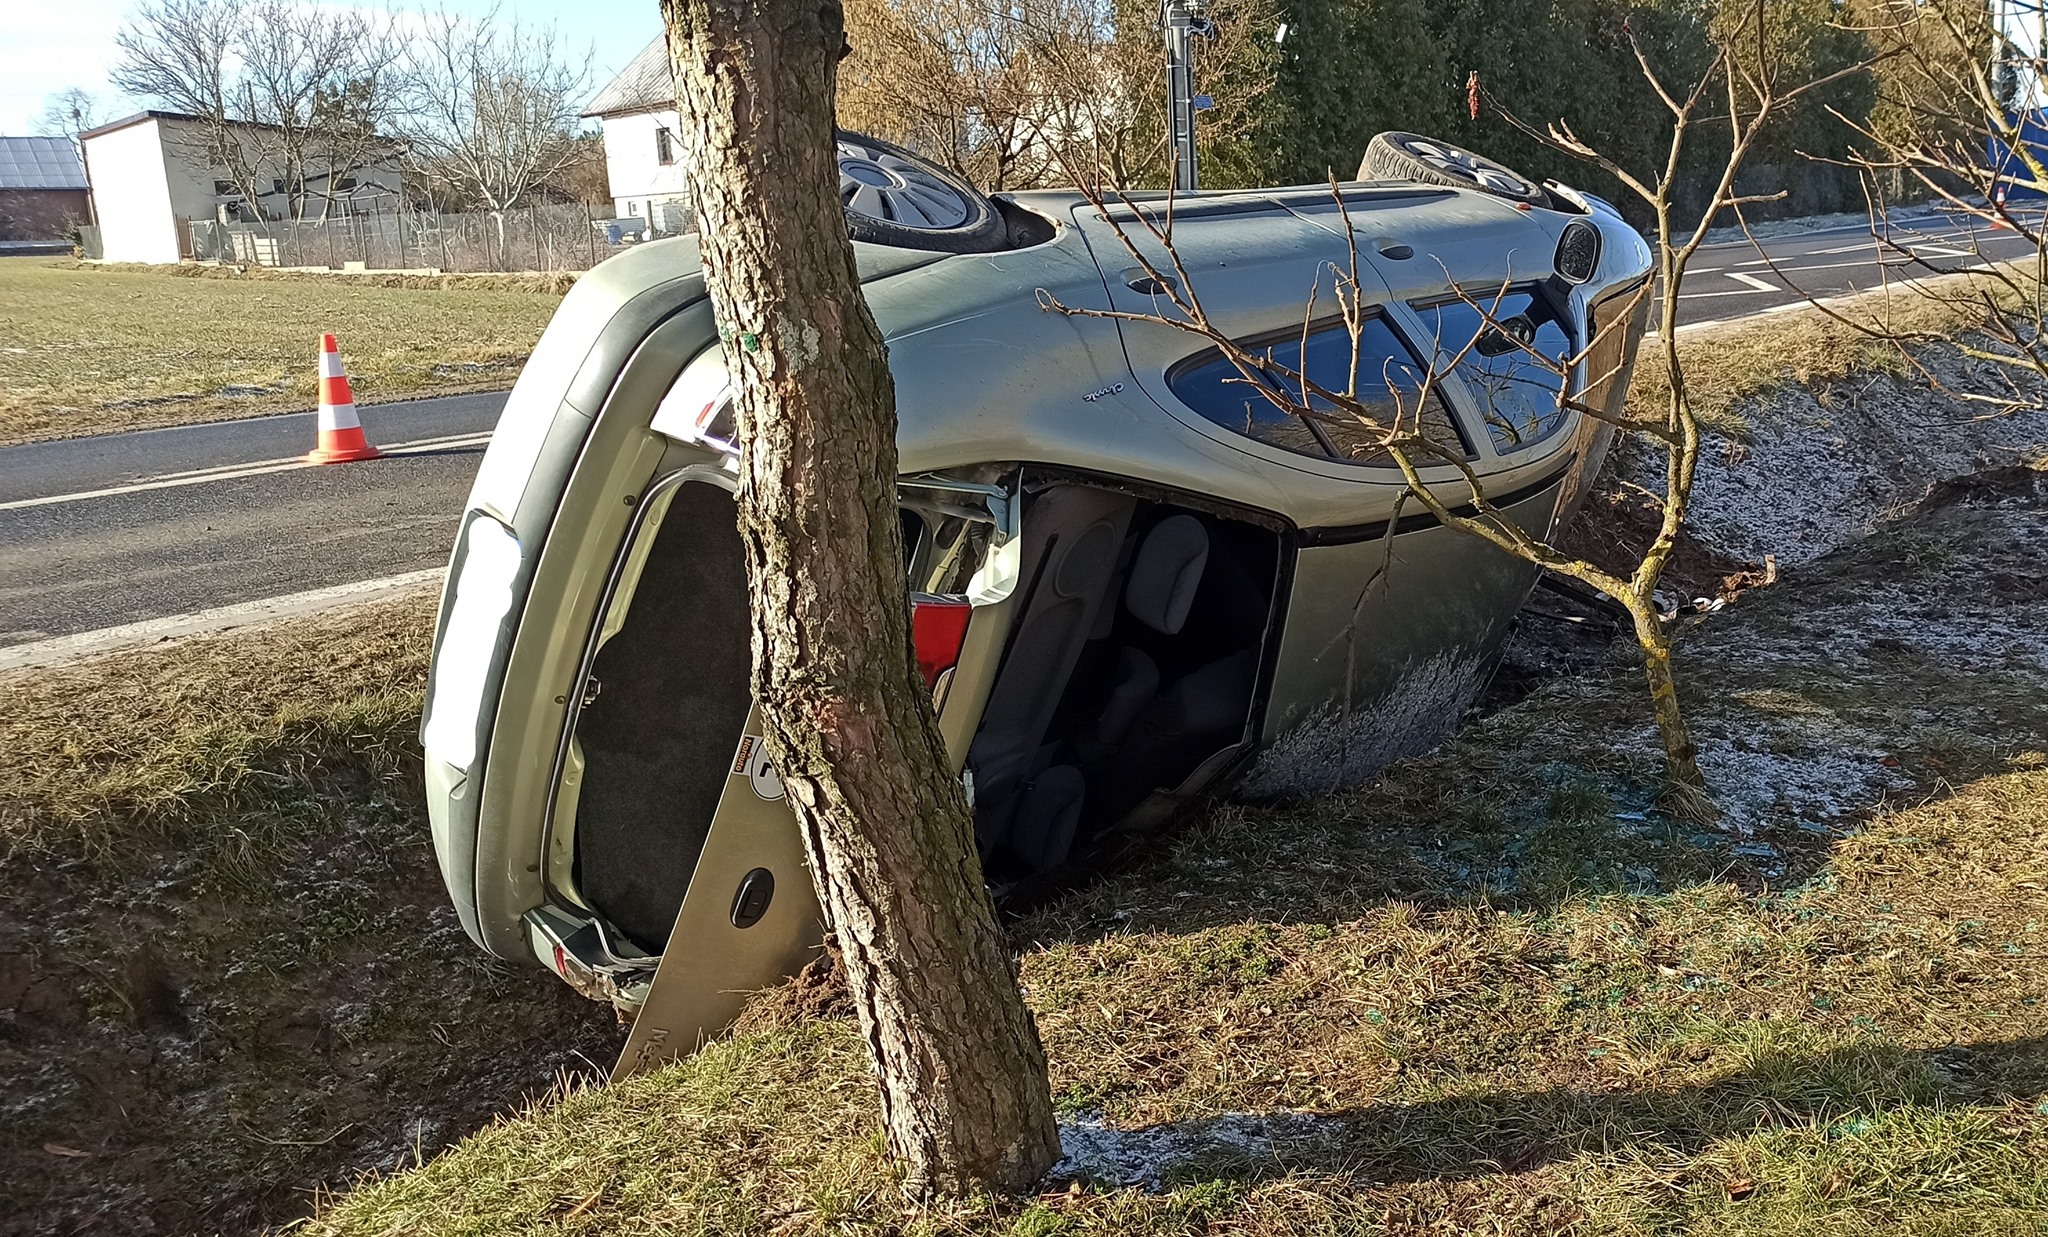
[1623,602,1702,789]
[662,0,1061,1198]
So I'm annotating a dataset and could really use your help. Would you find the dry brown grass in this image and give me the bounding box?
[1647,267,2041,438]
[0,257,563,445]
[0,592,434,853]
[0,594,622,1235]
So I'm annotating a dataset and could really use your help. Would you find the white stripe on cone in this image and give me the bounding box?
[318,399,362,432]
[319,349,345,378]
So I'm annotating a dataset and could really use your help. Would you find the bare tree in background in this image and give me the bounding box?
[664,0,1060,1199]
[838,0,1278,191]
[1044,1,1871,802]
[112,0,402,222]
[1738,0,2048,416]
[397,6,593,260]
[37,89,107,150]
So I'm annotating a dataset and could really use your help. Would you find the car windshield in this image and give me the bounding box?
[1411,288,1573,452]
[1169,316,1467,466]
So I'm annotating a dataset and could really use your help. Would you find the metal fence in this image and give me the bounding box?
[186,201,690,273]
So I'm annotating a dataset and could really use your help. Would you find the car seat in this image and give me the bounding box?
[968,486,1135,866]
[1082,515,1259,828]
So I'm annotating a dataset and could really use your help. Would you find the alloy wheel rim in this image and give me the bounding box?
[1400,136,1535,197]
[837,139,974,230]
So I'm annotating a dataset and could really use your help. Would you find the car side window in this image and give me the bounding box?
[1411,289,1573,452]
[1167,316,1468,467]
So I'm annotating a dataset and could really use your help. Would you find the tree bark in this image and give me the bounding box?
[1625,602,1708,797]
[661,0,1061,1197]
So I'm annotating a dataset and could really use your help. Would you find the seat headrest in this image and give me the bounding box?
[1125,515,1209,634]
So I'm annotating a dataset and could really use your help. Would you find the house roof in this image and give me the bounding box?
[583,37,675,118]
[78,110,406,157]
[0,136,89,191]
[77,110,196,141]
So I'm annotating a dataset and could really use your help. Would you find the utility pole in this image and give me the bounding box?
[1161,0,1212,193]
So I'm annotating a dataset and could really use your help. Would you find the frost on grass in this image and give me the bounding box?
[1632,348,2048,568]
[1052,1111,1343,1190]
[1239,649,1489,800]
[1688,733,1915,838]
[1679,486,2048,834]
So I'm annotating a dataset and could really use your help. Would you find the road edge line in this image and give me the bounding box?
[0,569,444,674]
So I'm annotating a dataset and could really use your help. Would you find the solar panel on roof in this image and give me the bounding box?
[0,136,89,190]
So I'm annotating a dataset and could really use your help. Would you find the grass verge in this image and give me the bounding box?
[304,476,2048,1234]
[0,595,617,1236]
[1637,267,2042,438]
[0,258,563,445]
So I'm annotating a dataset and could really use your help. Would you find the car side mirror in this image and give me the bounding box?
[1475,313,1537,357]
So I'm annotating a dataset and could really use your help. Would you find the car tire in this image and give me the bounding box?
[837,131,1008,254]
[1359,132,1548,206]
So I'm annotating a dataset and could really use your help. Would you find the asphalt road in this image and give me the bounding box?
[0,394,503,645]
[1,209,2033,650]
[1668,207,2038,325]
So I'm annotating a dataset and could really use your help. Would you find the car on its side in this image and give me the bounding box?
[420,131,1654,1075]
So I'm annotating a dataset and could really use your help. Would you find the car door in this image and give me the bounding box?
[588,459,1022,1079]
[1071,193,1569,795]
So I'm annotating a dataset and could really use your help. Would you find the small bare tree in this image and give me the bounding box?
[1043,1,1871,802]
[36,89,106,149]
[112,0,402,223]
[397,6,593,262]
[1741,0,2048,416]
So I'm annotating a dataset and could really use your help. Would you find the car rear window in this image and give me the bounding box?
[1411,288,1573,452]
[1168,316,1468,467]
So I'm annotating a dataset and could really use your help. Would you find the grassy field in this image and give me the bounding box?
[0,258,565,445]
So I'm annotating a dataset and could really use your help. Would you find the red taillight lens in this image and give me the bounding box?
[910,597,972,688]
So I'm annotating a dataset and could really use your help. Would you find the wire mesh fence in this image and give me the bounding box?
[187,201,689,273]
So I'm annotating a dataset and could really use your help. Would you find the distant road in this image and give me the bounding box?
[1669,208,2036,326]
[0,209,2032,652]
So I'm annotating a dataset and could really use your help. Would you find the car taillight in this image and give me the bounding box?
[911,596,972,688]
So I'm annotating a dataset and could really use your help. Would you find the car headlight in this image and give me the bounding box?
[423,515,523,771]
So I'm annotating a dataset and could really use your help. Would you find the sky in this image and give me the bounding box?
[0,0,662,135]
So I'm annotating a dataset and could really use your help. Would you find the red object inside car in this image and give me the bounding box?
[911,597,972,688]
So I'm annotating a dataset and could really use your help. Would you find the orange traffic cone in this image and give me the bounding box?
[1994,184,2012,231]
[306,334,382,464]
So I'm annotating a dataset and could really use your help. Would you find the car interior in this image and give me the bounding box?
[966,476,1281,884]
[572,480,755,955]
[565,471,1282,953]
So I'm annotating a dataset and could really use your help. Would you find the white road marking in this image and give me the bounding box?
[0,569,444,672]
[1675,287,1785,299]
[0,431,493,513]
[1908,243,1972,258]
[1725,271,1778,292]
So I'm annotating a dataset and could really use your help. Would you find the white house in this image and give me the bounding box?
[583,38,693,231]
[80,111,402,264]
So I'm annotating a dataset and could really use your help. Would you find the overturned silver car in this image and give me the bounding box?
[420,132,1653,1071]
